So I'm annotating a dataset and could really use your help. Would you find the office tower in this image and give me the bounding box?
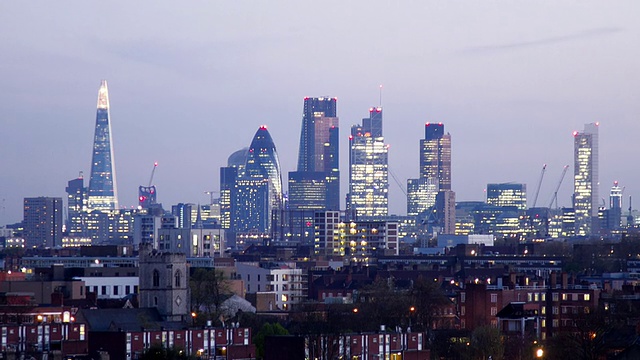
[603,181,623,231]
[220,148,248,231]
[486,183,527,210]
[420,123,451,190]
[573,123,599,236]
[233,178,270,233]
[407,177,439,217]
[297,97,337,172]
[172,203,194,229]
[88,80,119,211]
[23,197,63,248]
[220,127,283,236]
[409,122,454,233]
[290,97,340,211]
[347,107,389,219]
[66,175,87,235]
[244,126,284,214]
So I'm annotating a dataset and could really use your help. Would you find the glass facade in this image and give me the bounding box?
[486,183,527,210]
[573,123,599,236]
[348,107,389,219]
[88,80,119,211]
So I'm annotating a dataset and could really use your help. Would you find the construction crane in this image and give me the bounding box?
[388,166,407,196]
[548,165,569,209]
[531,164,547,208]
[148,162,158,187]
[138,162,158,208]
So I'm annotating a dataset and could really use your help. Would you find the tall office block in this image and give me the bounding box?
[347,107,389,219]
[221,127,283,236]
[573,123,599,236]
[66,175,87,235]
[88,80,119,211]
[290,97,340,212]
[297,97,337,172]
[244,126,284,214]
[23,197,63,248]
[220,148,248,231]
[420,123,451,190]
[411,122,454,234]
[486,183,527,210]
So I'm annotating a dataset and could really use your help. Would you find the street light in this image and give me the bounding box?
[535,348,544,358]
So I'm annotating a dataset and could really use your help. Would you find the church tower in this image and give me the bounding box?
[138,243,189,322]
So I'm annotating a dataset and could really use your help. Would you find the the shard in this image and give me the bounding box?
[87,80,119,211]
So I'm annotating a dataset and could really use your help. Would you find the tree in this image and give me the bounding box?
[409,277,450,332]
[189,268,231,325]
[254,322,289,359]
[469,325,504,360]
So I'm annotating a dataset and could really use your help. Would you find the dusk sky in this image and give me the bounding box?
[1,2,639,225]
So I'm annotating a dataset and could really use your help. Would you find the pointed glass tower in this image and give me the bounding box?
[88,80,119,211]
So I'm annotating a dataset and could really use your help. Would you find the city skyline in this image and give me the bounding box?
[1,2,639,225]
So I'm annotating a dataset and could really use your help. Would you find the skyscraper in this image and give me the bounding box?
[420,123,451,190]
[290,97,340,212]
[573,123,599,236]
[347,107,389,219]
[23,197,63,248]
[245,126,284,214]
[220,148,248,231]
[66,174,87,236]
[409,122,455,234]
[221,127,284,236]
[88,80,119,211]
[296,97,337,172]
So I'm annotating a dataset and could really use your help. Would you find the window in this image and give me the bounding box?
[552,319,559,328]
[553,293,559,301]
[113,286,119,296]
[101,286,107,295]
[584,294,590,301]
[461,292,466,303]
[541,306,546,315]
[562,293,568,301]
[154,296,158,306]
[125,285,131,294]
[461,306,465,316]
[153,270,160,287]
[175,270,182,288]
[490,294,497,303]
[552,306,558,315]
[491,307,497,316]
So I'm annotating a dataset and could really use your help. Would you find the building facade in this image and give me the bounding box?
[486,183,527,210]
[347,107,389,220]
[87,80,119,212]
[23,197,63,248]
[573,123,599,236]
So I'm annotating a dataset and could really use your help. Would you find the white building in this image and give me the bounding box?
[235,262,304,310]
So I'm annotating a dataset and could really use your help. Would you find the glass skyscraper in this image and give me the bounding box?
[420,123,451,190]
[220,127,283,236]
[88,80,119,211]
[573,122,599,236]
[347,107,389,219]
[289,97,340,212]
[409,122,455,234]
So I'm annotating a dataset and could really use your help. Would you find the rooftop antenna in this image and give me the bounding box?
[379,84,383,107]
